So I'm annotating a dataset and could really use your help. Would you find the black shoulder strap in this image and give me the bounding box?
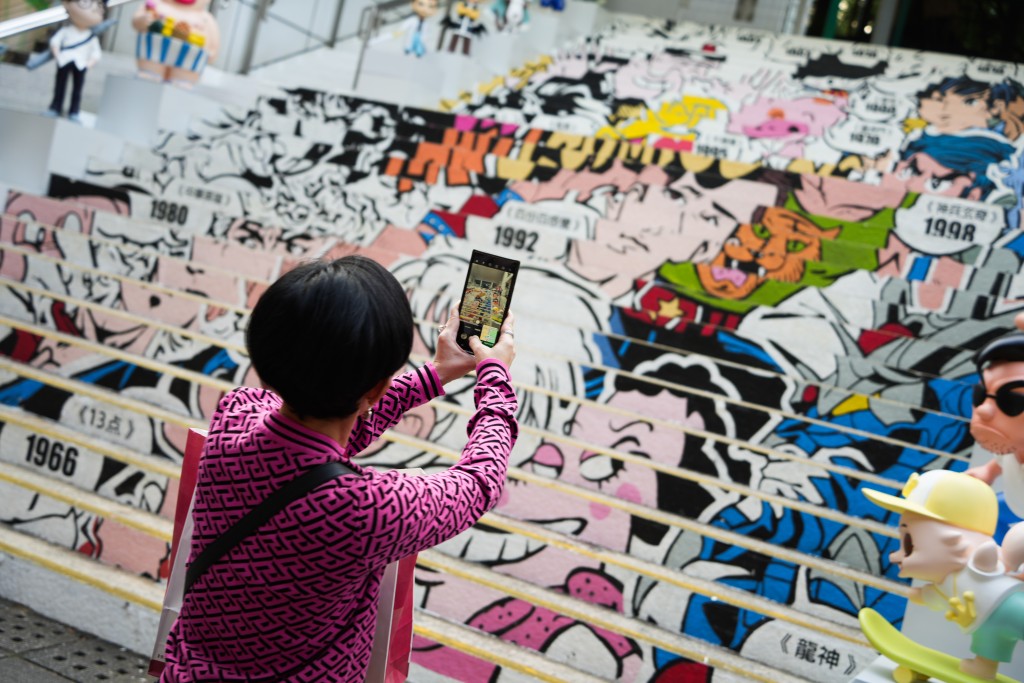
[60,34,97,52]
[185,460,356,594]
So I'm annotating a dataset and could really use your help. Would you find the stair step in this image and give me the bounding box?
[4,190,995,416]
[0,459,170,542]
[0,217,978,424]
[0,339,905,663]
[387,428,908,595]
[0,398,186,481]
[0,297,925,548]
[419,549,840,683]
[414,610,612,682]
[0,521,655,681]
[0,308,906,575]
[0,259,963,467]
[0,523,163,611]
[61,160,1015,374]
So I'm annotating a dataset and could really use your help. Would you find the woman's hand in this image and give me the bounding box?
[469,312,516,368]
[433,307,477,385]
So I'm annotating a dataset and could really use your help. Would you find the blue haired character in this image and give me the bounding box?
[894,132,1015,201]
[400,0,439,57]
[989,78,1024,141]
[916,76,993,134]
[539,0,565,10]
[916,75,1024,142]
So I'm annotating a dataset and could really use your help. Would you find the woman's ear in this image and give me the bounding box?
[362,375,393,409]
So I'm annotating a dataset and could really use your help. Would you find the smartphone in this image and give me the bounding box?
[456,250,520,353]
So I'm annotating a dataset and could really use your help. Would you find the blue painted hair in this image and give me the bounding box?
[917,76,990,101]
[990,78,1024,105]
[902,133,1015,197]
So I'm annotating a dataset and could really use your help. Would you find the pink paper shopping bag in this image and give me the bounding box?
[148,428,207,678]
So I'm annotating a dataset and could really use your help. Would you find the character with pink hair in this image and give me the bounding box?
[727,96,847,160]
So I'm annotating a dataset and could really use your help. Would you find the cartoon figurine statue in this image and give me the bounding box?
[862,470,1024,681]
[493,0,529,31]
[440,0,486,56]
[399,0,439,57]
[131,0,220,87]
[46,0,105,123]
[966,331,1024,520]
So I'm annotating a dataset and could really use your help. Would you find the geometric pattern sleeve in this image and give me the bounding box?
[344,363,444,457]
[350,358,518,570]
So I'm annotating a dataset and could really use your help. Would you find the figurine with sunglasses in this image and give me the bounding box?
[966,331,1024,519]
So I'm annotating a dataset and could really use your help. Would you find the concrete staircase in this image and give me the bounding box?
[1,8,1023,683]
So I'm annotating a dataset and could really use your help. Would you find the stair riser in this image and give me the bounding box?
[0,477,170,580]
[0,550,161,654]
[0,228,976,426]
[58,167,1015,387]
[410,565,875,683]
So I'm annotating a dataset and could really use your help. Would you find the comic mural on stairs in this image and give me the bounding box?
[1,15,1024,683]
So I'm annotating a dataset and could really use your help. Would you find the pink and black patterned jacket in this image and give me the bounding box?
[161,360,518,682]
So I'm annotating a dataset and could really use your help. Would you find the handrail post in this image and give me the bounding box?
[240,0,272,75]
[350,3,377,91]
[328,0,346,48]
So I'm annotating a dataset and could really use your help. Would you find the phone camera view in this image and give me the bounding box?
[458,258,516,350]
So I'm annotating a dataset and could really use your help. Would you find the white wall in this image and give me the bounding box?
[603,0,803,33]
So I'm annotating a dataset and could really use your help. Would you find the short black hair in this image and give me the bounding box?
[246,256,413,419]
[976,331,1024,370]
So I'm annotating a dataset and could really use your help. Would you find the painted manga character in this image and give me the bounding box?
[650,206,880,326]
[412,352,756,681]
[890,132,1016,202]
[727,95,848,162]
[609,198,1021,659]
[0,191,250,577]
[913,76,1024,141]
[692,295,1024,648]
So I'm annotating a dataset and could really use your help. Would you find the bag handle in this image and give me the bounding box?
[184,460,356,594]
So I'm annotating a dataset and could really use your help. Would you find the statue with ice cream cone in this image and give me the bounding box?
[861,470,1024,682]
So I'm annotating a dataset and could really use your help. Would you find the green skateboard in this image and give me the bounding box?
[858,608,1020,683]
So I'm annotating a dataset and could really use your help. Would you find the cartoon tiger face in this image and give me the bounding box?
[695,207,839,300]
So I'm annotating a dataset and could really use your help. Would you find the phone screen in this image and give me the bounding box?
[457,250,519,352]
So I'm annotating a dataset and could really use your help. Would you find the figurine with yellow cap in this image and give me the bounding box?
[863,470,1024,681]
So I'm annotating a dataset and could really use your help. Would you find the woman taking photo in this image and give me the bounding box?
[161,255,518,682]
